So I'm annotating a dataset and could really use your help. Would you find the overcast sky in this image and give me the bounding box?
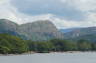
[0,0,96,29]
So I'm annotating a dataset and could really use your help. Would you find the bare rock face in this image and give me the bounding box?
[0,19,64,41]
[0,19,19,35]
[19,20,64,41]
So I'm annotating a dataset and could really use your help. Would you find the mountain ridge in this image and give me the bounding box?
[62,27,96,42]
[0,19,64,41]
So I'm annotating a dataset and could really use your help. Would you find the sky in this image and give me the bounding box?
[0,0,96,29]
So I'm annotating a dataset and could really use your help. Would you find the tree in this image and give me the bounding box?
[0,34,28,54]
[50,39,77,51]
[77,39,92,51]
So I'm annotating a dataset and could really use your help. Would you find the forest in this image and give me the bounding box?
[0,34,96,54]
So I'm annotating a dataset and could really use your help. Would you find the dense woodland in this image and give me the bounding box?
[0,34,96,54]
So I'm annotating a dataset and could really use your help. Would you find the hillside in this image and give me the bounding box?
[0,19,64,41]
[0,34,28,54]
[18,20,64,41]
[0,19,19,35]
[63,27,96,42]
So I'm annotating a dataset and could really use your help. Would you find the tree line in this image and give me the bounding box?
[27,39,96,53]
[0,34,96,54]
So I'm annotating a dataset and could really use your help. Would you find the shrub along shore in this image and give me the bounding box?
[0,34,96,54]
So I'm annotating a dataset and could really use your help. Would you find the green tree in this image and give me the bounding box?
[0,34,28,54]
[50,39,77,51]
[77,39,92,51]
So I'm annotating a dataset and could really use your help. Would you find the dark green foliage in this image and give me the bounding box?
[77,39,92,51]
[35,42,53,53]
[91,43,96,50]
[0,34,28,54]
[27,41,54,53]
[0,34,96,54]
[27,39,96,53]
[50,39,77,51]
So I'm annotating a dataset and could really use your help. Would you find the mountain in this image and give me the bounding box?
[64,27,96,42]
[18,20,64,41]
[1,19,96,42]
[0,19,19,35]
[60,28,79,33]
[0,19,64,41]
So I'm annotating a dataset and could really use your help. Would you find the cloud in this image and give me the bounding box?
[0,0,56,24]
[51,17,96,29]
[0,0,96,29]
[61,0,96,12]
[0,0,8,4]
[11,0,86,21]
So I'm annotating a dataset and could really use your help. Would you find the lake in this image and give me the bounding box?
[0,52,96,63]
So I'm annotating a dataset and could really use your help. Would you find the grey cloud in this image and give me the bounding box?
[11,0,87,21]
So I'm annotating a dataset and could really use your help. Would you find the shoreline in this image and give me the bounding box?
[0,51,96,56]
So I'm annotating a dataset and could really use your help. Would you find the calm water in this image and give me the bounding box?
[0,52,96,63]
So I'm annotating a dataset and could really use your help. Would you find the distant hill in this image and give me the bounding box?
[0,19,64,41]
[60,28,79,33]
[63,27,96,42]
